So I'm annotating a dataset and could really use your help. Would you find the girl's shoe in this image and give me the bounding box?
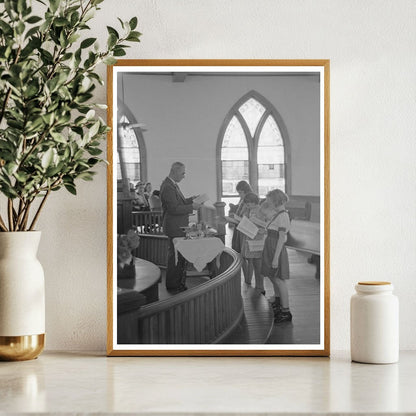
[271,299,281,314]
[274,310,292,324]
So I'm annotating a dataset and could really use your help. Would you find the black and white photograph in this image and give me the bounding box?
[108,60,330,356]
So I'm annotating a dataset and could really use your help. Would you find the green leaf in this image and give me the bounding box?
[5,162,18,176]
[41,148,54,169]
[45,165,62,177]
[0,20,13,35]
[4,1,16,19]
[64,183,77,195]
[42,112,55,125]
[88,120,100,138]
[80,37,96,49]
[14,171,29,183]
[70,11,80,26]
[87,147,102,156]
[77,171,95,181]
[83,9,95,22]
[26,15,42,24]
[17,0,26,14]
[85,109,95,119]
[113,47,126,57]
[54,17,69,27]
[25,117,44,133]
[68,33,80,44]
[16,21,25,35]
[107,33,117,49]
[114,17,124,29]
[49,0,59,13]
[129,17,138,30]
[103,56,117,65]
[106,26,119,38]
[126,32,141,42]
[50,131,67,143]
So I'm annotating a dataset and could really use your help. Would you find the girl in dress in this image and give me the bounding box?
[240,192,264,292]
[261,189,292,323]
[229,180,252,248]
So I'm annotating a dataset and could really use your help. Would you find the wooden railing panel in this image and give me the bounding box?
[132,248,242,344]
[131,211,164,234]
[135,234,168,268]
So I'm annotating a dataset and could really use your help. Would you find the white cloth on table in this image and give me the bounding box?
[173,237,225,272]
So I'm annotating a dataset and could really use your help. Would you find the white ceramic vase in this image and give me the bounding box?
[0,231,45,360]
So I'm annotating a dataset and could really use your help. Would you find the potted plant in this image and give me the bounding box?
[0,0,141,360]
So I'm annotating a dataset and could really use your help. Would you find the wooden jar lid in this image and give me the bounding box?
[358,281,391,285]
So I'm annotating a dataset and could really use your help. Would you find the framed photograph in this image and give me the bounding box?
[107,60,330,356]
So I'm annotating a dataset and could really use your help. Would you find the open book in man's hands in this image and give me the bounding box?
[193,193,210,204]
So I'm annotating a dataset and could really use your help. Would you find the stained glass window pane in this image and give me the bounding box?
[118,116,141,182]
[257,115,285,197]
[222,161,249,196]
[222,116,248,158]
[221,116,249,196]
[117,151,122,180]
[238,98,265,137]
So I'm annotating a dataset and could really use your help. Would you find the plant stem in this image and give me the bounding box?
[0,214,8,232]
[7,199,14,231]
[14,199,28,231]
[28,189,50,231]
[20,200,33,231]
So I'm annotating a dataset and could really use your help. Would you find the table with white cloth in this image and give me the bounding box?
[173,236,225,277]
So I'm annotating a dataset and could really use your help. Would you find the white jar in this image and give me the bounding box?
[350,281,399,364]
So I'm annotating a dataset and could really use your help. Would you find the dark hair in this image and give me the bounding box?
[243,192,259,205]
[152,190,160,197]
[235,180,252,194]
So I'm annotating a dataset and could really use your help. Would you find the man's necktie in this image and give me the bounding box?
[175,183,186,201]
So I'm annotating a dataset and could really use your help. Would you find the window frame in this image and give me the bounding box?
[117,99,147,183]
[216,90,291,200]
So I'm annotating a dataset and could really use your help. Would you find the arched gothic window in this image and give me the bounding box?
[117,115,141,182]
[217,91,290,205]
[116,101,147,185]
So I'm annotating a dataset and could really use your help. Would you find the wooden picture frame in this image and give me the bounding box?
[107,60,330,356]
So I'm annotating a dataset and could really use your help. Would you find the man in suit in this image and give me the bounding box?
[160,162,201,294]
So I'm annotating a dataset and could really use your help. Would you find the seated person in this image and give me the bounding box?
[149,189,162,211]
[144,182,153,203]
[132,182,150,211]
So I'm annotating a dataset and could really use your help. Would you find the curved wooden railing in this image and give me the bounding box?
[128,248,242,344]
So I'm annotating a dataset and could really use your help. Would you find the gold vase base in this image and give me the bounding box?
[0,334,45,361]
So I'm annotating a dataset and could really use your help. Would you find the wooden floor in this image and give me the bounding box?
[223,227,320,345]
[221,281,273,344]
[154,246,320,345]
[264,249,320,345]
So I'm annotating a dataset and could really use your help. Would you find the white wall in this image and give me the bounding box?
[120,73,320,198]
[37,0,416,351]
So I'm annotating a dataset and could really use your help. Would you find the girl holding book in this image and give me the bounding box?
[228,181,252,281]
[240,192,265,292]
[261,189,292,324]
